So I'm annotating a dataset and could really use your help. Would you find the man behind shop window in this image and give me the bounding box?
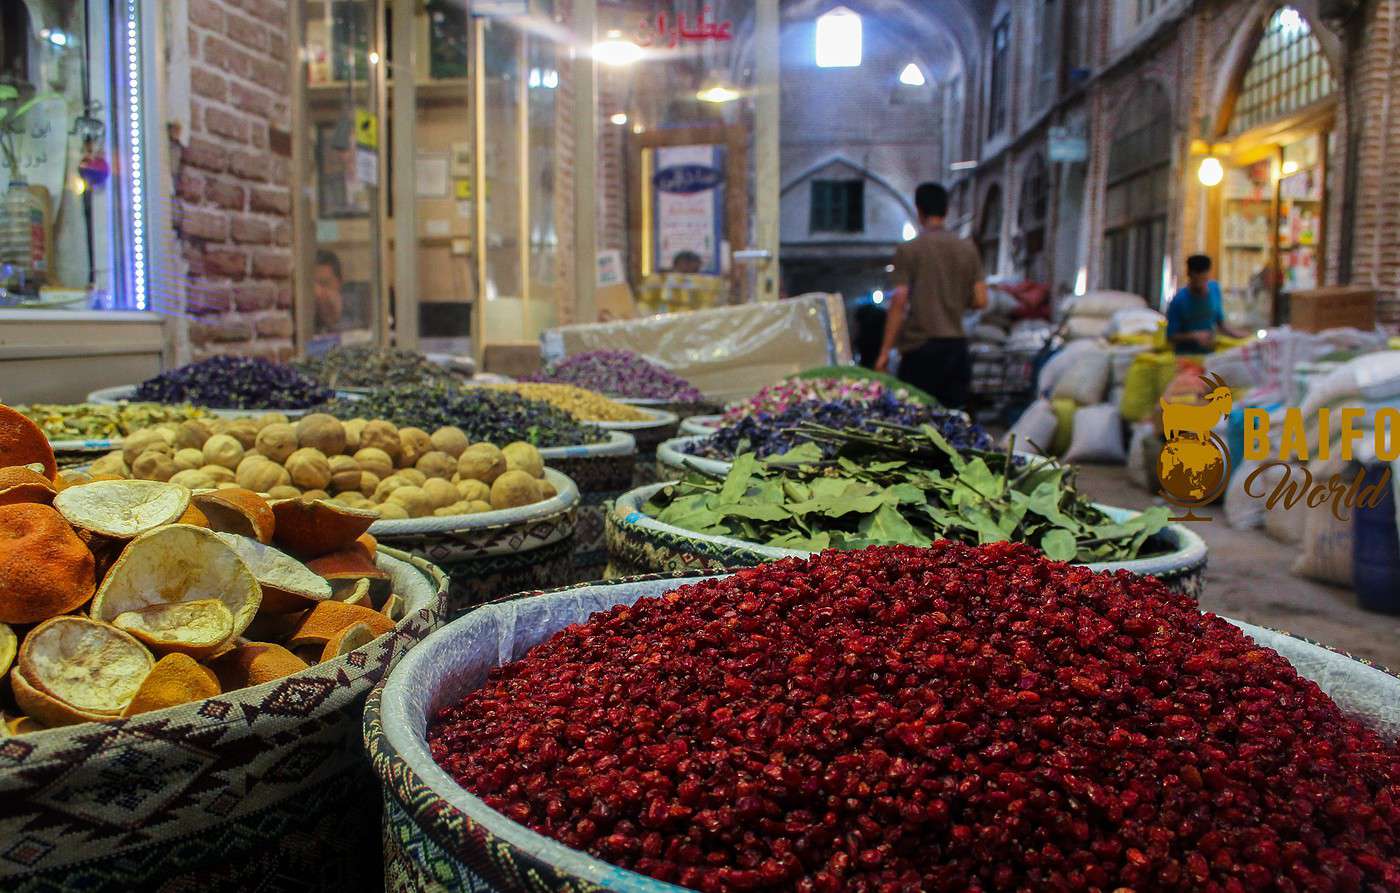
[875,182,987,409]
[1166,254,1247,354]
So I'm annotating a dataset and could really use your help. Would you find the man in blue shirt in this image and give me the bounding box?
[1166,254,1246,353]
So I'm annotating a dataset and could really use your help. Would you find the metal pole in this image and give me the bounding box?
[573,0,598,322]
[391,0,419,349]
[753,0,780,302]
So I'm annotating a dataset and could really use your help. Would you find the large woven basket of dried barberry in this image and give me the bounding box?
[368,547,1400,892]
[0,404,449,893]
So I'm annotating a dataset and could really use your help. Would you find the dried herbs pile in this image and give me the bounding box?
[429,545,1400,891]
[651,424,1168,562]
[721,378,913,423]
[788,365,940,405]
[134,357,333,410]
[685,393,991,461]
[295,346,470,390]
[16,402,212,441]
[528,350,704,402]
[319,384,607,448]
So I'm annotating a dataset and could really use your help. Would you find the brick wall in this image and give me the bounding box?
[169,0,295,360]
[1348,0,1400,325]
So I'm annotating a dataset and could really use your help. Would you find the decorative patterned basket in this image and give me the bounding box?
[539,432,637,584]
[372,469,580,618]
[607,482,1209,598]
[1,548,448,893]
[597,408,679,490]
[366,574,1400,892]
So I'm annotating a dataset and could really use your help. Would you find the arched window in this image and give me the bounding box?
[1230,7,1335,135]
[1017,154,1048,275]
[979,186,1003,273]
[1104,82,1171,304]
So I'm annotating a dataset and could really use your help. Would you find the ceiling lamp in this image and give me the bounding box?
[593,31,644,66]
[1197,157,1224,187]
[696,84,741,103]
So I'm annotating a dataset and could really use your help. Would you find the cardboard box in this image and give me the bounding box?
[1288,286,1377,333]
[482,342,541,378]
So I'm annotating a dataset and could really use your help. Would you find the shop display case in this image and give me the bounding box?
[0,0,168,396]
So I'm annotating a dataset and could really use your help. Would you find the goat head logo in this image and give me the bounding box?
[1157,372,1233,522]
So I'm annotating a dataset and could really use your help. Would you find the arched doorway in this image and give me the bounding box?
[1104,82,1171,306]
[1212,5,1337,326]
[978,186,1003,274]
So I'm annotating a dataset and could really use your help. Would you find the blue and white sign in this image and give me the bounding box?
[652,144,725,275]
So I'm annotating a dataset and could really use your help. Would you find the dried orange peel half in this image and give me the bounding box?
[112,598,235,658]
[269,497,377,559]
[194,488,276,544]
[0,465,57,506]
[0,621,15,678]
[319,621,376,662]
[214,532,333,614]
[288,600,395,649]
[15,615,154,724]
[53,479,191,539]
[0,503,97,624]
[124,653,222,716]
[91,524,261,649]
[0,405,57,481]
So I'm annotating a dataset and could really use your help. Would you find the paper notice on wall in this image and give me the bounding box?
[652,144,725,276]
[425,219,451,237]
[455,200,474,219]
[416,153,449,197]
[355,148,379,187]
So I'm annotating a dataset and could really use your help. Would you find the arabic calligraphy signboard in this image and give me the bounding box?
[636,8,734,47]
[653,144,726,275]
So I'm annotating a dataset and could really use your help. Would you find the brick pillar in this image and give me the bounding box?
[169,0,295,361]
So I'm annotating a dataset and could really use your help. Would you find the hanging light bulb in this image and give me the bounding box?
[1197,157,1224,187]
[593,31,643,66]
[696,84,741,103]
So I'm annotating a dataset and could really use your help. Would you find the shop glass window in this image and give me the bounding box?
[1,0,136,310]
[810,180,864,233]
[1231,7,1335,135]
[1104,82,1171,304]
[988,17,1010,138]
[1017,154,1048,274]
[979,185,1003,272]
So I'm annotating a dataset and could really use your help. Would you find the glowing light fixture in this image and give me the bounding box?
[1257,328,1268,338]
[632,123,645,134]
[949,160,978,171]
[898,63,925,86]
[1197,157,1224,187]
[528,68,542,88]
[593,31,644,66]
[872,289,885,305]
[610,112,628,125]
[368,51,381,65]
[1281,159,1300,176]
[543,69,559,88]
[39,28,71,47]
[1074,267,1087,295]
[1278,7,1305,33]
[815,7,862,68]
[696,84,740,103]
[901,221,917,241]
[124,0,147,311]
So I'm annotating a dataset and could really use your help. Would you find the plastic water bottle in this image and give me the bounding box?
[0,180,43,291]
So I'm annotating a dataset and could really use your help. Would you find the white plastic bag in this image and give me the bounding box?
[1262,463,1310,545]
[1125,422,1160,491]
[1003,399,1058,455]
[1036,340,1100,397]
[1064,404,1126,463]
[1051,349,1112,405]
[1106,307,1165,338]
[1225,460,1273,531]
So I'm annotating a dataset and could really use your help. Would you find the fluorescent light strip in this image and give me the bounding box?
[125,0,147,310]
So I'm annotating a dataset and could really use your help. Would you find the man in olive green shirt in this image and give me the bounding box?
[876,182,988,408]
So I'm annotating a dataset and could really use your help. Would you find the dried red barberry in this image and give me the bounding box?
[427,543,1400,891]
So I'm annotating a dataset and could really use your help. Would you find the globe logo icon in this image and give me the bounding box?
[1158,373,1234,522]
